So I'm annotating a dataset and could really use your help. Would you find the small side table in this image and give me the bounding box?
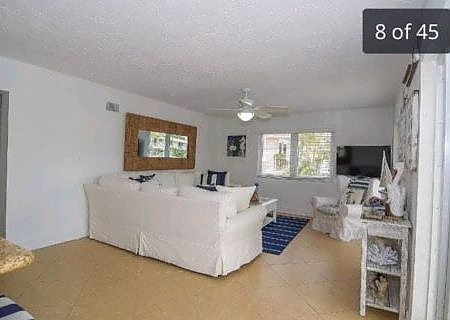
[255,197,278,227]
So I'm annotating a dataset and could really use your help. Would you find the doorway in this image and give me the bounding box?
[0,91,8,238]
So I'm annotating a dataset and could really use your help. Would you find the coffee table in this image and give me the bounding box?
[254,197,278,227]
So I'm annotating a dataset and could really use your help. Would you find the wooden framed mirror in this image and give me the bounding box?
[124,113,197,170]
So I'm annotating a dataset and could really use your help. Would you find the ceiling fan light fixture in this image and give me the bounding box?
[237,110,254,122]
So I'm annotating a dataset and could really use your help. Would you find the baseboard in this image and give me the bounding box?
[278,212,313,220]
[10,229,88,250]
[277,207,313,219]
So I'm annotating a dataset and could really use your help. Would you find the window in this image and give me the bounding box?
[259,131,334,178]
[260,134,291,176]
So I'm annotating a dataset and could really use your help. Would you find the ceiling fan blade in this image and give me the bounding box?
[255,111,272,120]
[205,108,240,114]
[254,106,289,113]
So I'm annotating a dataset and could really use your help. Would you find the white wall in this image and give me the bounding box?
[215,107,394,215]
[393,55,449,319]
[392,64,421,319]
[0,92,8,237]
[0,56,220,249]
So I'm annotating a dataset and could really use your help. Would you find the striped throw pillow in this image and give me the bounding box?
[340,177,371,205]
[347,178,371,190]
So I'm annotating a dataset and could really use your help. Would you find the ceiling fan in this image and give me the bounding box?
[208,88,288,122]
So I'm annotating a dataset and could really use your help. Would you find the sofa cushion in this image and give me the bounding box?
[178,186,237,218]
[196,185,218,191]
[99,175,140,192]
[175,173,195,187]
[140,173,177,188]
[140,183,178,196]
[216,186,255,213]
[129,174,156,183]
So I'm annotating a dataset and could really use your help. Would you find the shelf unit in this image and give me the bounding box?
[360,218,411,319]
[366,272,400,313]
[367,262,401,276]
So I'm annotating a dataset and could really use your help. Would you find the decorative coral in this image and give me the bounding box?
[367,242,399,266]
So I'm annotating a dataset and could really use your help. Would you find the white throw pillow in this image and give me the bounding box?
[216,185,256,212]
[175,173,195,187]
[178,186,237,218]
[140,183,178,196]
[98,175,140,192]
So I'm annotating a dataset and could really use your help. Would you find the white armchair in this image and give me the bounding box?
[311,175,364,241]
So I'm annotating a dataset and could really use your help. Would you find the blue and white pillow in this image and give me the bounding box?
[129,174,155,183]
[341,177,371,205]
[196,185,217,191]
[204,170,227,186]
[347,178,371,190]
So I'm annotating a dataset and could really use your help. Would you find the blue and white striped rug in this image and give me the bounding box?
[262,215,309,255]
[0,295,34,319]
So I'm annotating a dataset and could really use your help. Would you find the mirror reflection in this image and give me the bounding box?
[138,130,188,158]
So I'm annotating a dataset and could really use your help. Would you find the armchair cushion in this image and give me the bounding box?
[340,188,365,205]
[311,196,337,209]
[340,204,363,219]
[317,204,340,216]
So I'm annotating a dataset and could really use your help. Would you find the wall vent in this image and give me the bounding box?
[106,102,120,112]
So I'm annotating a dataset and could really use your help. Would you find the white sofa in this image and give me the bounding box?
[84,171,266,276]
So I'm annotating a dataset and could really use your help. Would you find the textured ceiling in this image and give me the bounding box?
[0,0,421,113]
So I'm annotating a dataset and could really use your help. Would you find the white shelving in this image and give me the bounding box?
[366,262,401,277]
[360,218,411,320]
[366,273,400,313]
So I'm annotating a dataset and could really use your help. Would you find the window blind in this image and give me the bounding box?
[297,132,333,177]
[260,134,291,176]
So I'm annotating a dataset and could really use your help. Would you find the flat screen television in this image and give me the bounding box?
[336,145,391,178]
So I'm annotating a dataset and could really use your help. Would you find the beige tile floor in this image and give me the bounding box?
[0,224,396,320]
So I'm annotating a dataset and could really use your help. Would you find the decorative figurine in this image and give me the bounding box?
[374,275,389,300]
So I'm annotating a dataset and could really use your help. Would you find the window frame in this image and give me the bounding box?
[257,129,336,182]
